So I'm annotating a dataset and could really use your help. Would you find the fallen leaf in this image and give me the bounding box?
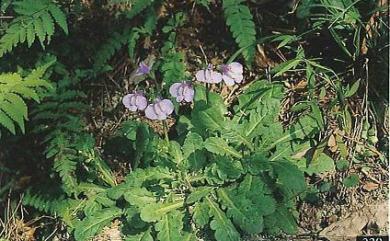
[320,201,388,241]
[328,134,338,152]
[362,182,379,192]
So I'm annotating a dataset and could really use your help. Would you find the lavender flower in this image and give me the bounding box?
[122,92,148,111]
[135,62,151,76]
[145,98,174,120]
[169,82,195,103]
[219,62,244,86]
[195,64,222,84]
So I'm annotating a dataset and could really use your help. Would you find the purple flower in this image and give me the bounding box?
[219,62,244,86]
[135,62,151,76]
[145,98,174,120]
[122,92,148,111]
[195,64,222,84]
[169,82,195,103]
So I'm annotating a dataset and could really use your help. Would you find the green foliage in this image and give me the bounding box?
[160,12,187,87]
[0,0,68,57]
[0,61,53,136]
[74,207,123,241]
[93,9,158,73]
[342,174,359,187]
[5,0,385,240]
[222,0,256,63]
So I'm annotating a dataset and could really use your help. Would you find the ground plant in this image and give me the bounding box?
[0,0,388,241]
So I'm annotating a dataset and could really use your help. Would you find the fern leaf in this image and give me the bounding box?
[53,149,78,194]
[0,100,25,133]
[48,4,68,34]
[33,17,46,47]
[0,0,68,56]
[222,0,256,63]
[0,63,52,135]
[0,110,16,134]
[26,22,36,47]
[41,11,55,42]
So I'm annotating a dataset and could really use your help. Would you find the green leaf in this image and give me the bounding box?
[345,79,360,97]
[343,174,359,187]
[271,160,306,195]
[264,207,297,234]
[182,132,203,158]
[213,156,244,180]
[140,200,184,222]
[186,187,213,204]
[126,228,153,241]
[49,4,68,34]
[124,187,156,207]
[222,0,256,63]
[74,207,122,241]
[305,153,335,175]
[205,196,240,241]
[217,188,263,234]
[204,137,242,158]
[169,141,184,164]
[155,210,185,241]
[193,201,210,228]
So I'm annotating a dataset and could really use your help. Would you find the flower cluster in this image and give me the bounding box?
[123,61,244,121]
[195,62,243,86]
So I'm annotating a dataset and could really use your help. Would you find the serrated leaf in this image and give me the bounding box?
[193,201,210,228]
[217,188,263,234]
[204,137,242,158]
[0,110,15,134]
[205,196,240,241]
[74,207,122,241]
[186,187,213,204]
[33,17,46,46]
[49,4,68,34]
[155,210,184,241]
[124,187,156,207]
[182,132,203,158]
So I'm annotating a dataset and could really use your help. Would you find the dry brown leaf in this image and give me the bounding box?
[362,182,379,192]
[320,201,389,241]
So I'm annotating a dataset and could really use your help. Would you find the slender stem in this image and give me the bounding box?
[163,120,170,143]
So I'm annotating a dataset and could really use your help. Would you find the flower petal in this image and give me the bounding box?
[145,105,158,120]
[222,74,235,86]
[159,99,174,115]
[195,70,206,82]
[229,62,243,74]
[122,94,133,108]
[210,70,222,83]
[135,95,148,111]
[169,83,182,98]
[183,85,195,102]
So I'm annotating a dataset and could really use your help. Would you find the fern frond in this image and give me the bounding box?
[0,62,53,135]
[222,0,256,63]
[0,0,68,57]
[93,29,130,71]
